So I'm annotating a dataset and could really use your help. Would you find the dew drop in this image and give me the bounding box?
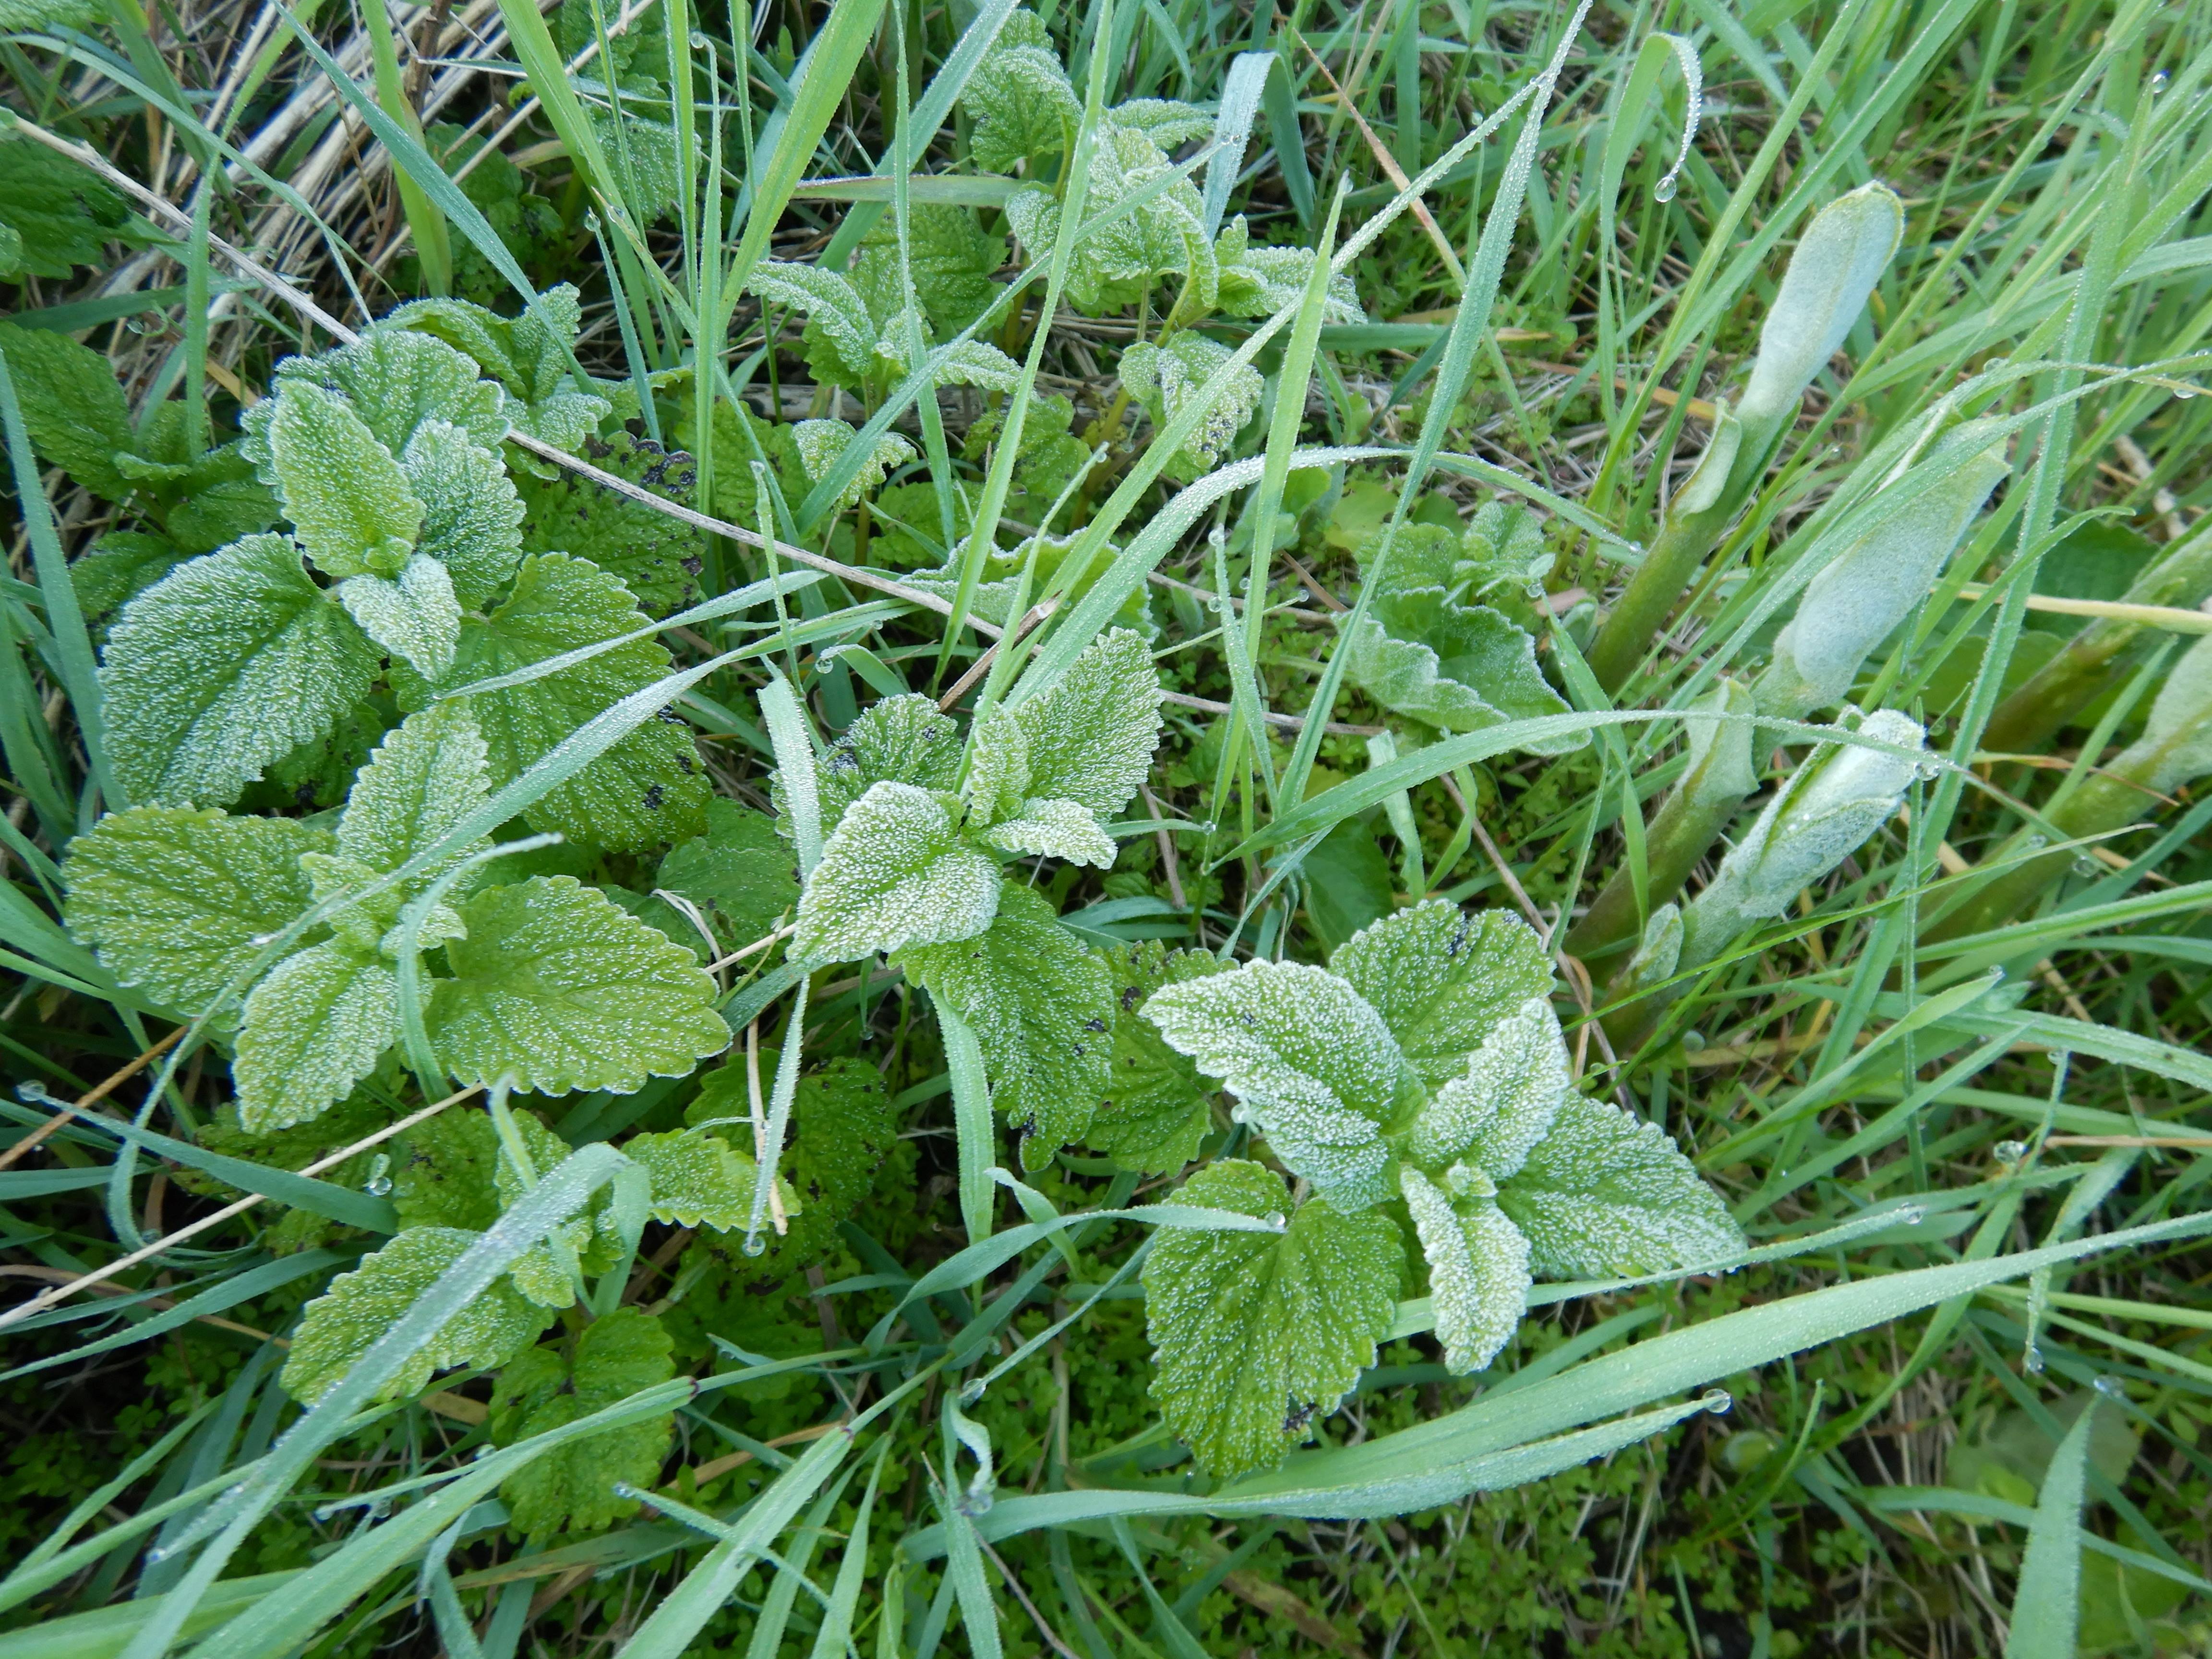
[2149,69,2170,94]
[959,1379,986,1407]
[689,29,710,49]
[2093,1373,2123,1396]
[2071,853,2103,878]
[15,1080,57,1105]
[367,1497,393,1520]
[1263,1211,1287,1231]
[742,1232,769,1257]
[1680,1029,1706,1052]
[2023,1343,2045,1374]
[1993,1139,2029,1165]
[611,1481,645,1502]
[363,1153,393,1197]
[1652,174,1678,204]
[144,1544,170,1564]
[2175,384,2201,400]
[1702,1389,1733,1416]
[1893,1204,1925,1226]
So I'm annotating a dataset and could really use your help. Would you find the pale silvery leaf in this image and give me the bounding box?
[100,534,381,807]
[1118,333,1261,483]
[281,1226,554,1404]
[401,419,527,609]
[266,378,425,580]
[1497,1093,1743,1277]
[337,552,461,680]
[1702,709,1924,927]
[1087,942,1228,1174]
[1612,902,1684,1001]
[1065,123,1216,313]
[1330,901,1554,1088]
[962,18,1080,172]
[983,798,1117,868]
[962,705,1031,828]
[1400,1166,1529,1374]
[1003,187,1058,262]
[933,338,1025,393]
[490,1109,622,1276]
[793,419,915,510]
[1403,996,1571,1175]
[1671,406,1743,517]
[1142,959,1408,1210]
[2122,631,2212,793]
[1676,675,1759,813]
[794,780,1001,962]
[1011,627,1164,817]
[63,807,330,1016]
[233,942,401,1132]
[796,693,963,839]
[749,263,878,387]
[1141,1159,1403,1478]
[901,886,1114,1167]
[1736,182,1903,446]
[335,703,492,878]
[1213,216,1365,324]
[1110,97,1214,146]
[1763,423,2009,717]
[267,327,508,458]
[433,552,708,852]
[427,875,730,1095]
[382,287,609,452]
[1342,603,1575,745]
[621,1128,785,1231]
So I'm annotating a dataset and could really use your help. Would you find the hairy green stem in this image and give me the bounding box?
[1583,499,1735,694]
[1567,784,1747,967]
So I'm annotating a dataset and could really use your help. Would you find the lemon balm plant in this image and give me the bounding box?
[2,0,2211,1655]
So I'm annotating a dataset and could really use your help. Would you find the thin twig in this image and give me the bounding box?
[1161,687,1379,735]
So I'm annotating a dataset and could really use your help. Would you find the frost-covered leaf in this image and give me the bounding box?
[1400,1167,1529,1374]
[1213,216,1366,325]
[749,262,878,388]
[1330,902,1554,1088]
[1011,627,1163,817]
[72,532,184,638]
[0,320,134,501]
[1142,1159,1403,1478]
[901,885,1113,1168]
[392,1106,502,1231]
[427,875,730,1095]
[1343,601,1576,746]
[384,287,609,451]
[852,205,1008,336]
[962,706,1030,828]
[653,799,798,951]
[63,806,330,1016]
[1088,942,1227,1174]
[794,780,1000,962]
[266,379,426,580]
[800,693,963,838]
[1142,959,1407,1210]
[436,552,707,852]
[1496,1094,1743,1278]
[516,430,703,617]
[268,327,508,458]
[490,1306,674,1536]
[933,337,1026,393]
[622,1128,772,1230]
[280,1225,554,1403]
[792,418,914,511]
[233,941,401,1133]
[101,534,381,807]
[491,1107,621,1279]
[1403,996,1570,1175]
[334,703,492,878]
[962,13,1080,172]
[1118,332,1260,483]
[337,552,460,680]
[1111,97,1214,146]
[1025,122,1212,314]
[983,797,1117,867]
[401,420,526,609]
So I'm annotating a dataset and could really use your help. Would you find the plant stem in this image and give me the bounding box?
[1583,499,1733,693]
[1567,785,1746,969]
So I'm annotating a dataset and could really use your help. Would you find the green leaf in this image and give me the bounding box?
[428,875,730,1096]
[1087,942,1227,1174]
[793,418,915,511]
[622,1129,789,1231]
[399,419,527,609]
[334,702,492,878]
[800,693,963,838]
[1212,216,1365,325]
[1119,334,1262,483]
[385,287,610,450]
[266,327,508,458]
[1402,996,1570,1176]
[439,552,709,851]
[1495,1093,1743,1278]
[1344,600,1577,748]
[492,1107,620,1280]
[1011,627,1163,817]
[336,553,461,679]
[1399,1167,1529,1375]
[652,799,799,952]
[100,533,382,807]
[160,444,283,557]
[63,806,329,1017]
[960,706,1030,828]
[1329,901,1554,1088]
[0,321,134,501]
[749,262,879,388]
[71,532,184,638]
[1007,122,1214,314]
[515,430,704,618]
[0,142,142,279]
[981,797,1117,867]
[265,380,426,581]
[901,885,1115,1169]
[489,1306,675,1536]
[1142,959,1407,1211]
[281,1225,555,1403]
[391,1106,503,1231]
[961,12,1080,172]
[852,204,1008,336]
[793,780,1002,963]
[1141,1159,1403,1479]
[233,942,402,1133]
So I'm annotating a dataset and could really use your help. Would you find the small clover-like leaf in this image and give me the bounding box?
[794,780,1002,962]
[101,533,382,807]
[233,941,401,1133]
[1087,942,1228,1174]
[280,1225,555,1404]
[1011,627,1164,818]
[901,885,1113,1168]
[427,875,730,1095]
[1496,1094,1743,1278]
[266,378,425,580]
[1330,901,1554,1088]
[1400,1166,1529,1375]
[1141,1159,1403,1479]
[1403,996,1570,1176]
[983,798,1117,867]
[63,806,330,1017]
[488,1305,675,1537]
[1142,959,1408,1211]
[336,552,461,680]
[334,702,492,879]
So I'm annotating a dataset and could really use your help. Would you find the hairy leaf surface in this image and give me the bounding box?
[233,942,401,1133]
[490,1307,674,1536]
[1088,942,1227,1174]
[794,780,1001,962]
[1331,902,1553,1087]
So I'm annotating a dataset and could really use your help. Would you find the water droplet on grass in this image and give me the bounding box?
[1652,174,1678,204]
